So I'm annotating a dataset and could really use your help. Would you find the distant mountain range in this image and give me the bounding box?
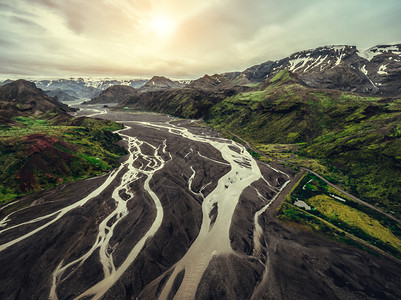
[83,43,401,107]
[2,44,399,105]
[184,44,401,96]
[0,78,149,101]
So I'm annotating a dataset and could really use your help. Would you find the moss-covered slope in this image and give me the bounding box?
[205,70,401,218]
[0,115,126,204]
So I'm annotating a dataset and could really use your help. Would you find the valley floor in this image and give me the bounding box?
[0,107,400,300]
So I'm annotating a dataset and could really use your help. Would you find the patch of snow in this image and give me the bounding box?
[335,53,346,66]
[361,65,368,76]
[358,48,379,61]
[335,55,342,66]
[379,45,400,52]
[331,45,346,52]
[378,65,388,75]
[119,81,131,86]
[288,57,312,72]
[304,55,321,73]
[314,55,328,69]
[294,200,311,210]
[358,45,401,61]
[361,65,378,89]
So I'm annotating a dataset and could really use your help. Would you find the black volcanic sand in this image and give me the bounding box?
[0,109,400,300]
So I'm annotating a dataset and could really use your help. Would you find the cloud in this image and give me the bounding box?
[0,0,400,79]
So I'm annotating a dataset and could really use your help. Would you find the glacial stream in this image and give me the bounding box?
[0,111,291,300]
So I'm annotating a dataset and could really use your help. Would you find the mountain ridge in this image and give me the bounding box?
[0,79,75,124]
[4,43,399,106]
[98,43,401,107]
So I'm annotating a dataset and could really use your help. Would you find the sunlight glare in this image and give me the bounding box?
[150,15,176,39]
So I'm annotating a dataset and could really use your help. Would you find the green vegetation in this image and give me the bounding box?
[204,70,401,219]
[278,173,401,258]
[247,148,261,159]
[269,69,292,83]
[0,115,126,205]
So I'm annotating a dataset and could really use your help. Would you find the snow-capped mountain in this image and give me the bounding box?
[0,78,149,102]
[243,44,401,96]
[35,78,148,100]
[1,44,400,100]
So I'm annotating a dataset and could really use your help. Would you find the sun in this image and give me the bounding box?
[150,15,176,39]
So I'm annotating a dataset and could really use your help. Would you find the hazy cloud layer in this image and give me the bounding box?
[0,0,400,79]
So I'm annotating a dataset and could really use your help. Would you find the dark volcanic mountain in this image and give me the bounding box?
[85,76,190,106]
[120,87,228,118]
[243,44,401,97]
[187,72,246,91]
[155,44,400,97]
[0,79,75,124]
[86,85,136,104]
[138,76,187,92]
[118,44,401,117]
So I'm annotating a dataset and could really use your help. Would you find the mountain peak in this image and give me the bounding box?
[138,76,186,92]
[86,85,136,104]
[0,79,47,103]
[13,79,38,89]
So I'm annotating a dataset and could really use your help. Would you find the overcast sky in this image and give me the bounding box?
[1,0,400,79]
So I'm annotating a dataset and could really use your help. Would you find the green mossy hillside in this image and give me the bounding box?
[204,70,401,218]
[0,115,126,205]
[278,173,401,259]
